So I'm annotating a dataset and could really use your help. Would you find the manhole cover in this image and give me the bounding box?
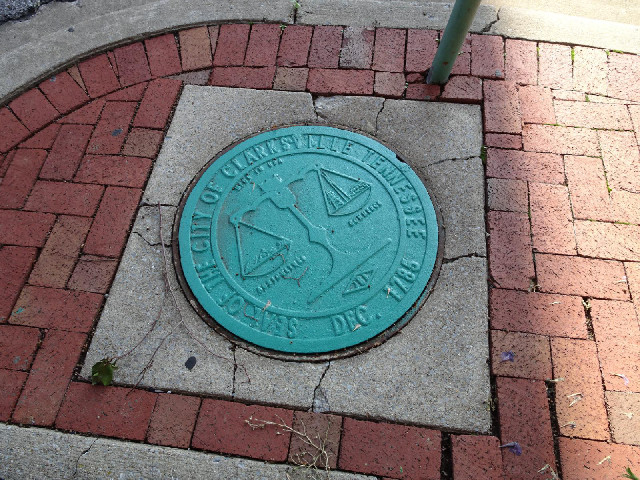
[175,125,440,360]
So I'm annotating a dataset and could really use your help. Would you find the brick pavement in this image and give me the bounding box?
[0,23,639,479]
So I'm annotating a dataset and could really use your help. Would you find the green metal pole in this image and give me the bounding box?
[427,0,482,85]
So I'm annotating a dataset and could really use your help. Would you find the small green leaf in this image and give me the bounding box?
[91,358,118,386]
[623,468,639,480]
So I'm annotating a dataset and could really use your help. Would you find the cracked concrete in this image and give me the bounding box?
[83,86,490,431]
[0,424,375,480]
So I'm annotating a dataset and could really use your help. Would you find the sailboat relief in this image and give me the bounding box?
[318,168,371,216]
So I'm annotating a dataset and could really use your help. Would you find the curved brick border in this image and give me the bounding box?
[1,23,640,479]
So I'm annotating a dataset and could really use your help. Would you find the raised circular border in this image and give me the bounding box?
[173,125,444,362]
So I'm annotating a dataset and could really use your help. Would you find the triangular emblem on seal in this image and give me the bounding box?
[235,221,291,277]
[343,269,375,295]
[318,168,371,216]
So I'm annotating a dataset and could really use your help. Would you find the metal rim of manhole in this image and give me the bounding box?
[173,125,443,362]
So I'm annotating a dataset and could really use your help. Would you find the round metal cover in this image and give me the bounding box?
[175,126,441,360]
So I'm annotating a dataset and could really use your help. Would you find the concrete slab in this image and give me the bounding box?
[489,7,640,55]
[80,218,236,395]
[83,86,490,431]
[317,256,490,431]
[297,0,498,31]
[423,157,487,259]
[143,87,318,207]
[376,100,483,168]
[0,0,295,103]
[0,424,374,480]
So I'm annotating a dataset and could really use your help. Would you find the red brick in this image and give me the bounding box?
[608,52,640,102]
[496,377,555,480]
[523,124,599,156]
[372,28,406,72]
[145,34,181,77]
[491,330,552,379]
[103,83,147,102]
[11,286,102,332]
[405,29,437,72]
[339,417,440,479]
[0,369,27,421]
[536,253,629,300]
[147,393,200,448]
[612,190,640,226]
[487,211,534,290]
[273,67,309,91]
[555,101,632,130]
[133,78,181,129]
[559,437,640,480]
[0,210,55,248]
[530,183,576,255]
[121,128,164,158]
[505,39,537,85]
[486,177,528,212]
[406,72,424,83]
[83,186,141,257]
[538,43,573,90]
[599,130,640,194]
[340,26,374,69]
[209,66,276,90]
[29,215,92,288]
[277,25,313,67]
[374,72,405,98]
[0,108,29,153]
[483,80,521,134]
[179,27,213,71]
[575,221,640,261]
[288,411,342,469]
[628,262,640,312]
[9,89,59,132]
[213,24,250,67]
[551,337,609,441]
[77,54,120,98]
[208,25,219,57]
[58,99,105,125]
[192,398,293,461]
[113,42,151,87]
[86,101,136,155]
[307,69,374,95]
[451,435,502,480]
[20,123,60,149]
[606,391,640,444]
[0,148,47,208]
[573,46,608,95]
[67,254,118,293]
[405,83,440,100]
[591,299,640,392]
[244,24,281,67]
[441,75,482,102]
[631,104,640,135]
[485,133,521,149]
[56,382,157,440]
[564,155,613,222]
[0,325,40,370]
[75,155,152,188]
[107,51,118,76]
[552,89,587,101]
[66,65,86,91]
[490,289,588,338]
[519,85,555,124]
[308,26,343,69]
[450,35,471,75]
[40,124,93,180]
[25,181,103,216]
[471,34,504,78]
[12,330,85,426]
[39,71,89,114]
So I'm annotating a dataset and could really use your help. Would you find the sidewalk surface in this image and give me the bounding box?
[1,1,640,479]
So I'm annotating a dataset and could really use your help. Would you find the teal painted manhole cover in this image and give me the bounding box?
[174,126,441,360]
